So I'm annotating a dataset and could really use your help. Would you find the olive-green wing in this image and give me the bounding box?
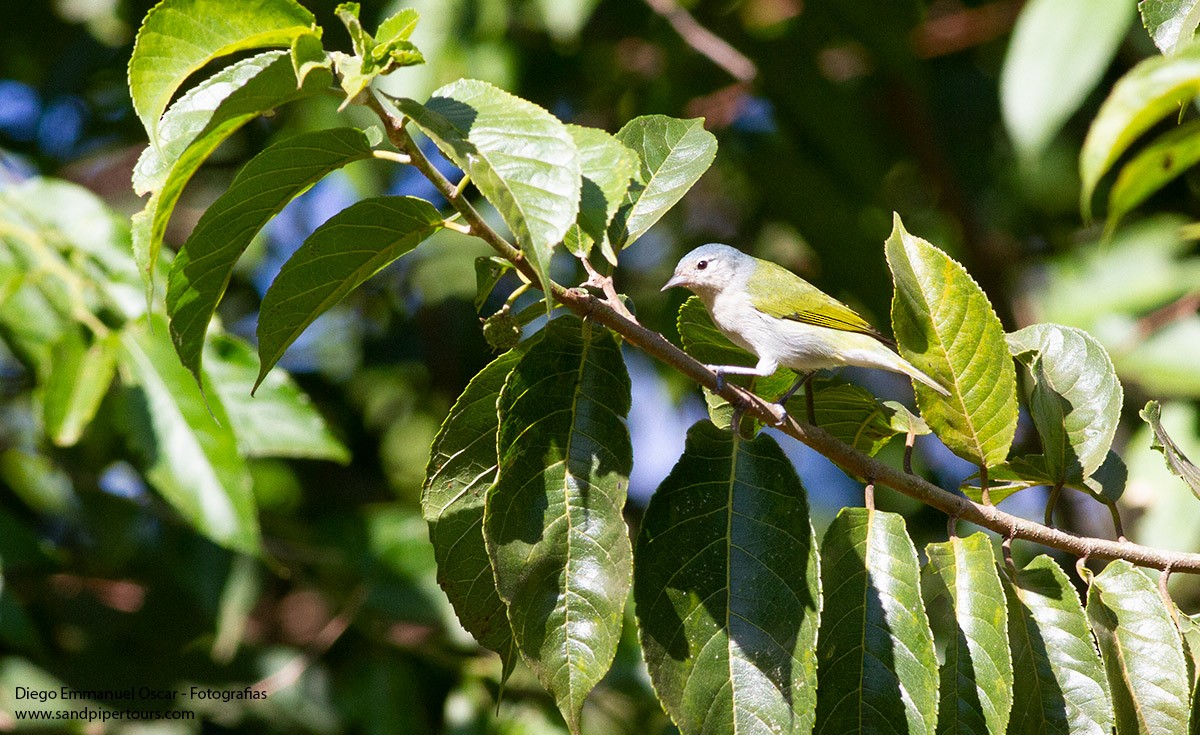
[747,260,892,344]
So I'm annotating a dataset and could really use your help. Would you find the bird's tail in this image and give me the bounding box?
[897,357,950,397]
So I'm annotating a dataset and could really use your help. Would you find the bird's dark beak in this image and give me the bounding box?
[661,273,686,292]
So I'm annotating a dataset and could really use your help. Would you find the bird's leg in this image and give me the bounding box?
[774,372,816,426]
[703,357,778,394]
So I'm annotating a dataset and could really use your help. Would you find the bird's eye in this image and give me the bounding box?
[697,259,708,270]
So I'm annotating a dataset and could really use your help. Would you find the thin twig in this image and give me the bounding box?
[642,0,757,82]
[365,93,1200,576]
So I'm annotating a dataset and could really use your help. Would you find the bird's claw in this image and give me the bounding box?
[768,402,789,426]
[705,365,726,392]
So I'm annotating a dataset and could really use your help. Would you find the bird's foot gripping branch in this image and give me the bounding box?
[129,1,1200,732]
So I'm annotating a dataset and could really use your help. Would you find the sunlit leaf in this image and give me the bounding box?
[1001,0,1134,160]
[815,508,939,734]
[1141,0,1200,54]
[117,316,258,553]
[1086,560,1190,734]
[886,214,1018,468]
[128,0,317,141]
[397,80,581,309]
[610,115,716,249]
[166,127,376,386]
[42,329,118,447]
[1005,555,1113,734]
[1008,323,1123,483]
[635,421,820,735]
[1141,399,1200,498]
[563,125,637,262]
[131,50,332,302]
[921,534,1012,735]
[256,196,444,388]
[204,334,349,463]
[484,317,631,732]
[1080,42,1200,218]
[1108,119,1200,230]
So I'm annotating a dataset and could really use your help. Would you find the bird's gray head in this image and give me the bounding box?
[661,243,751,297]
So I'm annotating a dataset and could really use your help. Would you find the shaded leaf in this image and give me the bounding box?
[1108,119,1200,230]
[815,507,939,735]
[886,214,1018,468]
[484,317,632,732]
[131,50,332,303]
[128,0,317,141]
[804,383,908,457]
[118,316,258,553]
[166,127,376,386]
[1008,323,1123,483]
[423,346,532,676]
[1001,0,1134,160]
[474,256,512,312]
[610,115,716,249]
[256,196,443,387]
[1005,555,1113,734]
[1086,560,1190,734]
[1141,0,1200,54]
[1141,399,1200,498]
[563,125,638,262]
[920,534,1012,735]
[1080,43,1200,218]
[635,421,820,735]
[397,80,581,308]
[204,334,349,463]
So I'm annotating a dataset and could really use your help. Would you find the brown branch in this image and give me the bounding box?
[367,93,1200,576]
[642,0,757,82]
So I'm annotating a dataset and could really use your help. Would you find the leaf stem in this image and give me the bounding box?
[363,90,1200,576]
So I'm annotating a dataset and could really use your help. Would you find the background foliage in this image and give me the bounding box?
[5,0,1200,733]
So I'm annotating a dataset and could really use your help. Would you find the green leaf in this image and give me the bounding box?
[484,317,632,732]
[42,329,118,447]
[1007,323,1123,483]
[397,80,581,308]
[1000,0,1134,161]
[132,50,333,303]
[290,32,329,86]
[563,125,638,262]
[474,256,512,312]
[166,127,376,386]
[330,4,424,105]
[423,347,531,676]
[920,534,1012,735]
[203,334,349,463]
[0,450,75,516]
[1141,399,1200,498]
[118,316,258,553]
[815,508,939,735]
[256,196,444,388]
[800,383,908,457]
[1080,43,1200,218]
[1108,119,1200,230]
[376,8,420,44]
[886,214,1018,468]
[1141,0,1200,54]
[634,422,820,735]
[610,115,717,249]
[128,0,317,142]
[1086,560,1190,734]
[1005,555,1113,734]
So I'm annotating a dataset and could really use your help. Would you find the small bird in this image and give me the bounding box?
[662,243,949,419]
